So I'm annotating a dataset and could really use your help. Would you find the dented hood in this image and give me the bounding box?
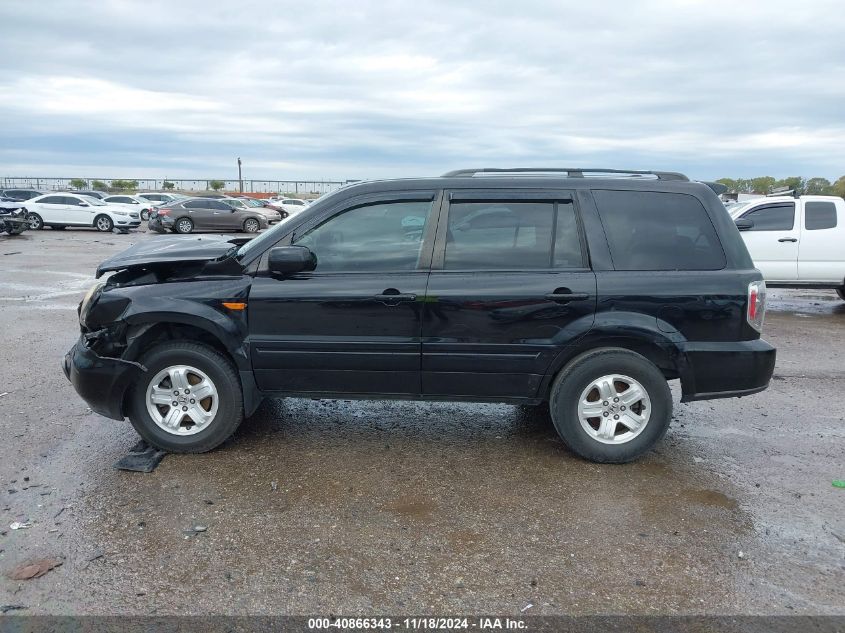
[96,235,239,277]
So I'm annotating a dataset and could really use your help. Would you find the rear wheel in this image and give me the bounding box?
[243,218,260,233]
[94,214,114,232]
[127,342,244,453]
[836,287,845,301]
[175,217,193,234]
[549,348,672,463]
[26,212,43,230]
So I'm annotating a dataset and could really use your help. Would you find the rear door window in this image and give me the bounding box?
[443,200,583,270]
[593,190,725,271]
[39,196,64,205]
[804,201,837,230]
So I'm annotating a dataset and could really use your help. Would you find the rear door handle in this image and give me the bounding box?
[373,291,417,305]
[778,238,797,242]
[545,292,590,302]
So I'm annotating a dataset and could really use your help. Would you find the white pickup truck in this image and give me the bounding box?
[729,195,845,300]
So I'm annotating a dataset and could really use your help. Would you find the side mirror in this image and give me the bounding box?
[79,202,89,207]
[268,246,316,275]
[735,218,754,231]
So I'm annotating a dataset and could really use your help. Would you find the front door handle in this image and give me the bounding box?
[545,292,590,302]
[778,238,797,243]
[373,290,417,305]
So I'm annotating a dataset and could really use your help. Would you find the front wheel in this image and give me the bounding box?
[836,287,845,302]
[549,348,672,463]
[243,218,260,233]
[94,214,114,232]
[127,342,244,453]
[140,209,151,221]
[26,212,43,230]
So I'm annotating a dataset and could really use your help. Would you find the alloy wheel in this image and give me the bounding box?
[145,365,219,436]
[577,374,651,444]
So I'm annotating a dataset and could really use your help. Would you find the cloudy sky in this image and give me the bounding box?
[2,0,844,182]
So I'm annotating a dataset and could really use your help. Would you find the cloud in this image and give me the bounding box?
[1,0,844,180]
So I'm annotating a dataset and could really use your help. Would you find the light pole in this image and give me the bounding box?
[237,157,243,193]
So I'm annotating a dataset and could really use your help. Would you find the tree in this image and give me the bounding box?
[162,181,175,190]
[111,179,138,191]
[208,180,225,191]
[749,176,776,195]
[92,180,108,191]
[69,178,87,190]
[773,176,805,195]
[805,177,832,195]
[832,175,845,199]
[716,178,739,193]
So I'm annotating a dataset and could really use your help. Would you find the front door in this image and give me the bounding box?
[248,192,439,395]
[421,190,597,399]
[737,201,799,281]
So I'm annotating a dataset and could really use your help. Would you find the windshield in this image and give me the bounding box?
[84,197,107,205]
[727,202,753,218]
[236,187,345,259]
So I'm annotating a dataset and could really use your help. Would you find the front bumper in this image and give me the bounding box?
[679,338,776,402]
[63,336,145,420]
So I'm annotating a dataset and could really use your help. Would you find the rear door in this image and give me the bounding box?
[182,199,217,230]
[421,190,596,399]
[34,196,68,223]
[797,199,843,282]
[736,201,799,281]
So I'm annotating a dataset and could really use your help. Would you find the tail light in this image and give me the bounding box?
[157,208,171,216]
[747,280,767,332]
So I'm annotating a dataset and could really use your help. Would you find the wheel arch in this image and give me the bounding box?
[539,327,688,401]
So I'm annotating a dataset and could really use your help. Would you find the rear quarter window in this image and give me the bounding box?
[804,201,837,230]
[593,190,726,271]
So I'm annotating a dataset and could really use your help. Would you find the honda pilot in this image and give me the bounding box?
[64,168,776,463]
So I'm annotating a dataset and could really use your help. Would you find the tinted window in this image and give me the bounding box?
[184,200,209,209]
[741,203,795,231]
[444,201,582,270]
[40,196,64,205]
[805,201,837,230]
[294,200,433,272]
[594,190,725,271]
[62,196,84,205]
[112,196,134,203]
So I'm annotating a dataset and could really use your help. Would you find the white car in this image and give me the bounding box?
[730,195,845,300]
[23,193,142,232]
[103,194,157,221]
[268,197,310,216]
[137,192,181,206]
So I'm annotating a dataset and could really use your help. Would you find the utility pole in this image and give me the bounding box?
[237,157,243,193]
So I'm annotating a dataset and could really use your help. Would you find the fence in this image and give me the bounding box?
[1,177,350,195]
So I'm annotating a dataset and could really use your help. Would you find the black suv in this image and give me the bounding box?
[63,168,775,463]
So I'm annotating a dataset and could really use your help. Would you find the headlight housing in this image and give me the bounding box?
[79,281,106,325]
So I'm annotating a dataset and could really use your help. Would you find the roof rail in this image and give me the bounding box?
[441,167,689,181]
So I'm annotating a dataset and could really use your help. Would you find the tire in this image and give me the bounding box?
[549,348,672,463]
[836,287,845,302]
[174,217,193,234]
[94,214,114,232]
[140,209,150,221]
[243,218,260,233]
[26,212,43,230]
[126,342,244,453]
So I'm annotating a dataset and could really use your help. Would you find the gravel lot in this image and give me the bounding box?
[0,227,843,616]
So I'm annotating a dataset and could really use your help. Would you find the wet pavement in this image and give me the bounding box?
[0,228,843,616]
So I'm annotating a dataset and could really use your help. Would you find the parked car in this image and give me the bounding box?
[0,195,28,235]
[0,189,44,201]
[137,192,181,206]
[267,197,309,216]
[23,193,142,232]
[70,190,109,200]
[147,197,269,234]
[64,167,775,463]
[730,195,845,300]
[103,195,158,221]
[222,198,282,224]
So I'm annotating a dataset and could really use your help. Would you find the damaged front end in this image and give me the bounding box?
[0,205,29,236]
